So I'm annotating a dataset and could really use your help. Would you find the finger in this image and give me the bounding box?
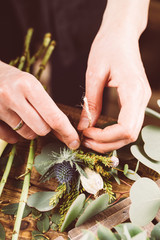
[25,80,80,148]
[53,130,80,150]
[11,98,51,137]
[83,106,145,145]
[0,121,19,143]
[82,138,131,153]
[78,65,109,131]
[1,108,37,140]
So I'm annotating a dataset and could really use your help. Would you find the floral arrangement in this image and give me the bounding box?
[0,29,160,240]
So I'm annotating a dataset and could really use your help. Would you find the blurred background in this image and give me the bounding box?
[0,0,160,123]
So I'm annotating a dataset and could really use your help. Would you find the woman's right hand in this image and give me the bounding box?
[0,61,80,149]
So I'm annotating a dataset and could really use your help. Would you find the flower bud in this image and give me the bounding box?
[80,168,103,195]
[110,156,119,168]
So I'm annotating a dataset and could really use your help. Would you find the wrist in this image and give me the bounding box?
[101,0,150,40]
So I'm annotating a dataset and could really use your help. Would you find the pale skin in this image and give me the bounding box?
[0,0,151,153]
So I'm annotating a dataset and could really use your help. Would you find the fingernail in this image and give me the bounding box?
[68,140,80,150]
[78,118,89,130]
[83,141,91,149]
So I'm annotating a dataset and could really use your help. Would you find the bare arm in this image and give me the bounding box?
[78,0,151,153]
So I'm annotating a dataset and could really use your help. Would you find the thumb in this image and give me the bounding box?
[78,73,105,131]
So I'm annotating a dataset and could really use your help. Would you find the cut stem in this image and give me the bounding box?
[12,140,35,240]
[0,144,16,197]
[36,40,56,81]
[18,28,34,71]
[30,33,51,65]
[0,139,8,158]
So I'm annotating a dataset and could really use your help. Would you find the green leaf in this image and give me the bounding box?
[124,169,141,181]
[37,213,50,233]
[1,203,31,218]
[27,191,56,211]
[110,168,120,185]
[0,222,5,240]
[60,193,86,232]
[124,164,129,175]
[51,212,61,225]
[34,141,65,176]
[50,222,58,231]
[32,230,48,240]
[97,224,118,240]
[76,193,109,227]
[141,125,160,161]
[131,231,147,240]
[31,208,42,219]
[129,178,160,226]
[151,222,160,240]
[81,230,97,240]
[115,223,143,240]
[131,145,160,174]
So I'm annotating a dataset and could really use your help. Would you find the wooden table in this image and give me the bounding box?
[0,104,159,240]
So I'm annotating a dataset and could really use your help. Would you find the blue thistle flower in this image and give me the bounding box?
[53,161,76,184]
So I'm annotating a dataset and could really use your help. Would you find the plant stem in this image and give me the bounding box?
[0,144,16,197]
[145,107,160,119]
[12,140,35,240]
[0,140,8,158]
[30,33,51,65]
[36,40,56,81]
[18,28,34,71]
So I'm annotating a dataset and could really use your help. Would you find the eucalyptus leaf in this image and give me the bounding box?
[27,191,56,212]
[81,230,97,240]
[124,164,129,175]
[34,141,65,176]
[151,222,160,240]
[76,193,109,227]
[129,178,160,226]
[37,213,50,233]
[124,169,141,181]
[110,168,120,185]
[1,203,31,218]
[131,145,160,174]
[97,224,118,240]
[141,125,160,161]
[0,222,5,240]
[60,193,86,232]
[130,231,147,240]
[115,223,143,240]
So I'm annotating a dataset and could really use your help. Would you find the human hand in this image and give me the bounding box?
[78,0,151,153]
[0,61,80,149]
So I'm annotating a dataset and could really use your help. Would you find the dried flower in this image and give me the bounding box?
[80,168,103,195]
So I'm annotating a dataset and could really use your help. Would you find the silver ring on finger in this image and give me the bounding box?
[13,119,24,131]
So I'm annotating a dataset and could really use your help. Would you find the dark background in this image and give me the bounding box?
[0,0,159,112]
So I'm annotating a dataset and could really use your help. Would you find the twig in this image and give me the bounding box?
[119,178,132,188]
[0,145,16,197]
[12,140,35,240]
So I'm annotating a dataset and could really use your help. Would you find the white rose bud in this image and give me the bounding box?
[110,156,119,168]
[80,167,103,195]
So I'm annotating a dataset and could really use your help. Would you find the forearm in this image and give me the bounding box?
[101,0,150,38]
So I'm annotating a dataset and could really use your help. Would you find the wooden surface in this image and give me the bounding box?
[0,104,159,240]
